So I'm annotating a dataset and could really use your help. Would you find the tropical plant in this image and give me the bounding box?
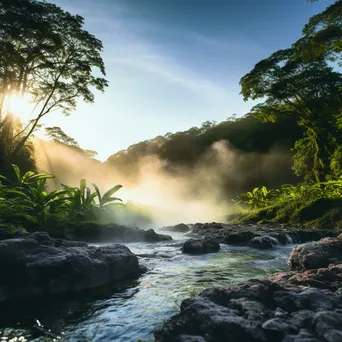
[5,179,68,226]
[61,179,97,215]
[92,183,123,209]
[61,179,123,222]
[237,186,277,209]
[0,165,67,226]
[0,165,124,229]
[238,179,342,212]
[0,164,55,187]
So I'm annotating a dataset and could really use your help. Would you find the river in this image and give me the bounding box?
[0,231,295,342]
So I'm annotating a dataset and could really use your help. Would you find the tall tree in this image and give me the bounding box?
[0,0,108,157]
[240,48,342,182]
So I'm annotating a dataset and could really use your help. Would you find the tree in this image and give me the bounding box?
[295,1,342,65]
[45,126,79,147]
[0,0,108,157]
[45,126,98,158]
[240,48,342,183]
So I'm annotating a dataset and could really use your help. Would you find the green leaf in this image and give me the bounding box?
[27,173,55,182]
[92,183,102,205]
[5,189,30,199]
[11,164,21,184]
[13,213,38,224]
[261,186,268,197]
[101,185,122,205]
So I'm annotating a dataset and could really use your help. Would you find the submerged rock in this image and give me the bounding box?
[155,265,342,342]
[0,233,142,302]
[289,236,342,270]
[182,238,220,254]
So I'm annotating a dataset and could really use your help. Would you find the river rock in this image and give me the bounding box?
[155,272,342,342]
[145,229,173,242]
[182,238,220,254]
[269,264,342,291]
[160,224,190,233]
[0,233,142,302]
[289,236,342,271]
[249,236,277,249]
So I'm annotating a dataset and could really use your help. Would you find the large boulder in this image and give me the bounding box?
[289,236,342,271]
[182,238,220,255]
[0,233,142,302]
[155,271,342,342]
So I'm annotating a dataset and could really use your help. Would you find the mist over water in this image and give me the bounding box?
[34,138,292,227]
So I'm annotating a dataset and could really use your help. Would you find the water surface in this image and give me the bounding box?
[0,232,294,342]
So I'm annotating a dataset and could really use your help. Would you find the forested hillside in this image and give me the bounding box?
[105,114,303,198]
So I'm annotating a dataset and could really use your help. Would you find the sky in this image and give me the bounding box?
[41,0,335,161]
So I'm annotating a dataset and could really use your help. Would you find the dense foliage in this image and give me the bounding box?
[235,180,342,229]
[235,1,342,226]
[0,164,123,231]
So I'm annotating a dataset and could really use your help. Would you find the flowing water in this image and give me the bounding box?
[0,231,295,342]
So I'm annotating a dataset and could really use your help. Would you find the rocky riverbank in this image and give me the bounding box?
[0,232,144,302]
[155,235,342,342]
[171,222,338,249]
[0,223,172,244]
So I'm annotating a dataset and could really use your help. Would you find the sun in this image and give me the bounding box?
[7,94,34,123]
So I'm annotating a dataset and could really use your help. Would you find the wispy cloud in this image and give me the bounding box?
[187,31,264,54]
[108,42,229,101]
[54,0,231,101]
[52,0,247,102]
[50,0,255,110]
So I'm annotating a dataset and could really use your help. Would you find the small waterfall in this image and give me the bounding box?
[266,236,280,246]
[285,234,293,244]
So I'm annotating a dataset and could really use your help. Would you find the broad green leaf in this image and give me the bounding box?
[92,183,102,205]
[11,164,21,184]
[102,185,123,204]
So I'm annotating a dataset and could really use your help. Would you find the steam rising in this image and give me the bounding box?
[34,139,293,228]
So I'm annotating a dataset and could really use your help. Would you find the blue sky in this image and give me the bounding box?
[43,0,335,161]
